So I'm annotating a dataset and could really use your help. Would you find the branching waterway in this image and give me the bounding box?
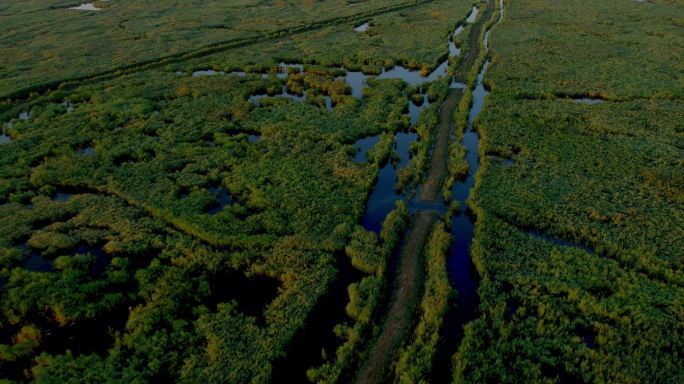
[435,0,504,382]
[185,3,501,381]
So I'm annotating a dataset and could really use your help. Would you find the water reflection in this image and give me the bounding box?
[360,130,418,232]
[408,94,430,126]
[353,135,381,163]
[69,3,102,11]
[448,25,464,57]
[249,86,306,106]
[377,60,449,86]
[572,98,605,105]
[206,187,233,215]
[336,70,368,98]
[354,22,370,32]
[466,5,479,23]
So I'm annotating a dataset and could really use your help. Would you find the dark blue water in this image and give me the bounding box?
[206,187,233,215]
[395,131,418,168]
[71,243,108,275]
[249,86,306,106]
[353,135,381,163]
[360,130,418,233]
[433,59,491,383]
[447,60,490,329]
[362,161,402,233]
[22,244,54,272]
[408,94,430,126]
[248,134,261,143]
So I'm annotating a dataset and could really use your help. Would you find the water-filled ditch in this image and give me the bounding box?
[181,8,476,380]
[433,60,490,383]
[434,0,505,380]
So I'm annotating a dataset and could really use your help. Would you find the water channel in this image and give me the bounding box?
[434,0,504,380]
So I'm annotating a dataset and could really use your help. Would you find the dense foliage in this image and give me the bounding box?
[1,0,681,382]
[307,202,408,384]
[394,221,452,384]
[454,0,684,382]
[0,57,422,381]
[0,0,440,99]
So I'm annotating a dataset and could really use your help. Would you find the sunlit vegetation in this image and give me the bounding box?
[307,202,408,384]
[394,221,452,383]
[487,0,684,99]
[2,0,681,381]
[454,213,684,383]
[396,92,441,191]
[0,0,436,100]
[174,0,474,77]
[455,0,684,381]
[0,52,423,380]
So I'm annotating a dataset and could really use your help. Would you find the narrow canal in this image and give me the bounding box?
[435,0,505,382]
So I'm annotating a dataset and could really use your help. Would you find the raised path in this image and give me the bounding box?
[353,210,438,384]
[353,1,496,382]
[419,88,463,202]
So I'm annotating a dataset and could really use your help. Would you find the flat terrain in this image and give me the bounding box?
[418,89,461,202]
[0,0,429,98]
[354,210,437,384]
[456,0,684,382]
[0,0,682,383]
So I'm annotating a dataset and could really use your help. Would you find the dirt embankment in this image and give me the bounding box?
[418,88,463,202]
[353,211,438,384]
[353,1,496,383]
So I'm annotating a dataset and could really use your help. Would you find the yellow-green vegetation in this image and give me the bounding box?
[175,0,474,76]
[1,0,478,382]
[2,0,682,382]
[0,57,419,381]
[394,221,452,384]
[454,0,684,382]
[487,0,684,99]
[307,202,408,384]
[0,0,438,100]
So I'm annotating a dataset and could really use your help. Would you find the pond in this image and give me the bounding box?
[354,22,370,33]
[69,3,102,11]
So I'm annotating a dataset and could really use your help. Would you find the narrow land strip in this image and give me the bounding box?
[353,211,438,384]
[419,0,495,202]
[353,3,498,383]
[419,88,463,202]
[453,0,495,80]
